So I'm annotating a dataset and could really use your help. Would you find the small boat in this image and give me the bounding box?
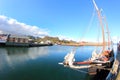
[59,0,119,79]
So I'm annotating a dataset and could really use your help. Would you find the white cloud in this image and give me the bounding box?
[0,15,49,37]
[56,35,79,41]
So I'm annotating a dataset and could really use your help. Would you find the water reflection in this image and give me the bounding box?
[0,47,51,70]
[0,46,73,71]
[0,48,10,71]
[0,45,117,80]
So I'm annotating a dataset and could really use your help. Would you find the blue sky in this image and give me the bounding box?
[0,0,120,42]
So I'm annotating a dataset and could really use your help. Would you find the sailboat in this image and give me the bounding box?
[59,0,119,79]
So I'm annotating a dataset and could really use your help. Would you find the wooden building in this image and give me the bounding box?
[7,35,29,43]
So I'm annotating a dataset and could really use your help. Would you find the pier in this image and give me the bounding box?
[0,34,53,47]
[0,42,53,47]
[115,50,120,80]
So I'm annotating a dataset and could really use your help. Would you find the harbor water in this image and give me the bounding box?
[0,45,117,80]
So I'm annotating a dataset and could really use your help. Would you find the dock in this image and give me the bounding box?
[0,34,53,47]
[29,43,53,47]
[115,50,120,80]
[0,42,53,47]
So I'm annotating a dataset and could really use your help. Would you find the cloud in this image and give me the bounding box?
[56,35,79,41]
[0,15,49,37]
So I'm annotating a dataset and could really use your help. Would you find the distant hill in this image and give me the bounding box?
[31,36,77,45]
[28,36,110,46]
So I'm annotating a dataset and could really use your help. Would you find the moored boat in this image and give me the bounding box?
[59,0,119,79]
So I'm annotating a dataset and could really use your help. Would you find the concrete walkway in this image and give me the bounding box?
[115,51,120,80]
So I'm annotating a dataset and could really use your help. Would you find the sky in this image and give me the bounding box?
[0,0,120,42]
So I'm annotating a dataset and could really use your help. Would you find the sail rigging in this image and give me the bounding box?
[59,0,115,78]
[93,0,105,51]
[104,16,111,48]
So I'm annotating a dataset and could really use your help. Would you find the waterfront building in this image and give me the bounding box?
[0,34,29,47]
[7,34,29,43]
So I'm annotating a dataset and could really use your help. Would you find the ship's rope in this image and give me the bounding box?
[80,8,95,42]
[66,8,97,69]
[71,8,96,52]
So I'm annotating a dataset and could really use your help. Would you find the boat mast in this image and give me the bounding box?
[104,16,110,48]
[92,0,105,51]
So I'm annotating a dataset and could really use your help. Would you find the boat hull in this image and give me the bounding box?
[89,49,119,80]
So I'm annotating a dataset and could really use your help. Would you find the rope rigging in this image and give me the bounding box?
[80,8,96,42]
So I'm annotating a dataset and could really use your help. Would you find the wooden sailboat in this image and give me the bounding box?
[59,0,118,79]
